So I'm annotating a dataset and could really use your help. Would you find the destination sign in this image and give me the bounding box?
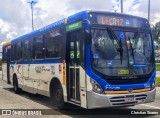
[97,16,124,26]
[97,15,146,28]
[89,13,149,28]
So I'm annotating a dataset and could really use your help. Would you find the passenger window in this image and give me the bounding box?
[15,42,22,61]
[23,39,30,61]
[45,29,63,59]
[2,47,7,62]
[11,45,14,61]
[34,36,44,59]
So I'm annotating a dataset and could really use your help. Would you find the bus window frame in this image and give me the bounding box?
[44,26,66,60]
[66,20,86,67]
[32,35,45,60]
[89,25,154,80]
[14,41,23,62]
[2,46,7,63]
[22,38,33,61]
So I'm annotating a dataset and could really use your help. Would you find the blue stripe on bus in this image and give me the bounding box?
[85,45,109,90]
[10,60,63,64]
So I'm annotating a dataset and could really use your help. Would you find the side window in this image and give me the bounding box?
[23,39,29,61]
[144,34,152,61]
[33,35,44,59]
[11,45,14,61]
[136,34,144,53]
[29,39,33,60]
[15,42,22,61]
[45,29,64,59]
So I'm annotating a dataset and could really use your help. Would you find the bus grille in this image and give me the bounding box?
[110,94,147,106]
[107,78,148,85]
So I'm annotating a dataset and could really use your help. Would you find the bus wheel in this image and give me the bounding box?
[50,82,64,109]
[13,76,21,94]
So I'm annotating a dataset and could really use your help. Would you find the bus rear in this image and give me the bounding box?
[85,12,155,108]
[2,41,11,84]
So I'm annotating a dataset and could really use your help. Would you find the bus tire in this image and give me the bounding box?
[13,75,21,94]
[50,81,64,109]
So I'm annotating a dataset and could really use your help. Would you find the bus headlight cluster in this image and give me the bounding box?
[90,78,103,94]
[151,80,155,90]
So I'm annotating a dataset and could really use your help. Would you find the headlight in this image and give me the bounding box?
[90,78,103,94]
[151,80,155,90]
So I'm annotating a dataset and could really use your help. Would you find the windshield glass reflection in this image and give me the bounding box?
[91,29,153,76]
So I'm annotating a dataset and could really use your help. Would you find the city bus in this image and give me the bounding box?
[2,11,156,109]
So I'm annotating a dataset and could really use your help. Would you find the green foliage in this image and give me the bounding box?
[156,63,160,71]
[152,21,160,43]
[156,77,160,86]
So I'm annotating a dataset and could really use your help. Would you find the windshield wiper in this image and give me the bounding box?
[107,27,123,64]
[119,38,123,64]
[128,37,135,64]
[107,27,119,50]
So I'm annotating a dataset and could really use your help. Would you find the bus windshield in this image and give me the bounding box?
[91,28,154,76]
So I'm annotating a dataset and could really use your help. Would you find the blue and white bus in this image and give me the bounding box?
[2,11,156,109]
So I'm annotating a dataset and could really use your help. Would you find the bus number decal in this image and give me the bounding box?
[77,51,80,58]
[118,70,129,75]
[70,51,74,59]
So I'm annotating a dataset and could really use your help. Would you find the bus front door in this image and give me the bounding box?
[67,30,81,103]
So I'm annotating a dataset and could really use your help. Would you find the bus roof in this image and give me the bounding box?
[11,10,148,44]
[88,10,147,20]
[2,41,11,47]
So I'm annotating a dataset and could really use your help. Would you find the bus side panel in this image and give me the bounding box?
[28,62,67,98]
[2,63,7,82]
[16,64,23,87]
[10,64,14,85]
[22,64,33,93]
[9,64,23,86]
[79,66,87,108]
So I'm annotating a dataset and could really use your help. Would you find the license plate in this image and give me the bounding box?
[125,95,134,102]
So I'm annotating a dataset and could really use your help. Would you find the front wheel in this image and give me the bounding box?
[50,82,64,109]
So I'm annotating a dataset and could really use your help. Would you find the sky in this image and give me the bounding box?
[0,0,159,44]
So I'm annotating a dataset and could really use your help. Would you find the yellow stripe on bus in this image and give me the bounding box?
[2,41,11,47]
[105,88,151,94]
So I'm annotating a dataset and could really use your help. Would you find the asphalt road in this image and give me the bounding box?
[0,72,160,118]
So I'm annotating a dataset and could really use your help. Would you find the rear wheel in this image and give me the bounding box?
[13,76,21,94]
[50,82,64,109]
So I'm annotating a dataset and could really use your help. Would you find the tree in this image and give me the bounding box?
[152,21,160,43]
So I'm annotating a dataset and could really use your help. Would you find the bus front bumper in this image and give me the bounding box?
[87,88,156,109]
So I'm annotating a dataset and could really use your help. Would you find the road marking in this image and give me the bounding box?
[140,104,160,109]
